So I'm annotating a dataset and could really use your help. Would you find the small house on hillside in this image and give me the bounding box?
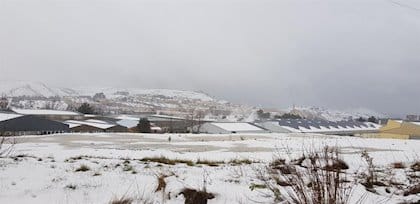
[194,122,268,134]
[0,112,70,136]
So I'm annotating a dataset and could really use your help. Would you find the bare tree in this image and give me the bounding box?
[195,110,205,133]
[0,95,9,111]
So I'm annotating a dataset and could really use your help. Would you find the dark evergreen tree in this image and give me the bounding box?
[0,96,9,111]
[357,117,367,122]
[77,103,95,114]
[137,118,152,133]
[278,113,302,119]
[368,116,377,123]
[257,109,271,119]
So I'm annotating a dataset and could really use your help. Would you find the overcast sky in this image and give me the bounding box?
[1,0,419,116]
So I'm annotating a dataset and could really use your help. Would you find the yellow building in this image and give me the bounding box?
[373,120,420,140]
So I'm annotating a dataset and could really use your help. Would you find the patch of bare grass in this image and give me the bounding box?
[155,175,168,192]
[411,161,420,172]
[140,156,194,166]
[391,162,406,169]
[109,196,133,204]
[65,184,77,190]
[75,164,90,172]
[229,159,254,166]
[403,184,420,196]
[196,159,223,167]
[179,188,215,204]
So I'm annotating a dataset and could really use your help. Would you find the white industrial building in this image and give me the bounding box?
[194,122,268,134]
[258,119,381,135]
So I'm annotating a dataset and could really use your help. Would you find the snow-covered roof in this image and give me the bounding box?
[149,114,186,120]
[0,113,22,122]
[117,119,139,128]
[64,120,115,129]
[151,126,162,131]
[115,115,140,121]
[67,123,82,128]
[410,122,420,126]
[211,122,264,132]
[263,119,381,134]
[12,109,81,116]
[85,119,108,124]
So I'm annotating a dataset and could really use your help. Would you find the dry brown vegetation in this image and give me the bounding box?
[255,146,353,204]
[391,162,406,169]
[155,174,168,192]
[109,196,134,204]
[179,188,215,204]
[75,164,90,172]
[141,156,195,166]
[196,159,223,167]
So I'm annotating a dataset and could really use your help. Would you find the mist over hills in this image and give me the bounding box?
[0,81,387,121]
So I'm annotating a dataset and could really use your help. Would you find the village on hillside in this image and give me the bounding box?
[1,89,420,204]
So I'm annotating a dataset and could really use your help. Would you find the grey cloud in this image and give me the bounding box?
[1,0,420,116]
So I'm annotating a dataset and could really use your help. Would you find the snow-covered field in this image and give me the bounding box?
[0,133,419,204]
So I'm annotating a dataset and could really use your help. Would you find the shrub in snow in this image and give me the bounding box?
[255,146,353,203]
[75,164,90,172]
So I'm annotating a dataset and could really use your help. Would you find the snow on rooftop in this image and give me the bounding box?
[150,114,186,120]
[64,120,115,129]
[67,123,82,128]
[115,115,140,121]
[212,122,263,132]
[410,122,420,126]
[117,119,139,128]
[12,109,81,116]
[280,126,301,133]
[0,113,22,122]
[85,119,108,124]
[275,120,381,133]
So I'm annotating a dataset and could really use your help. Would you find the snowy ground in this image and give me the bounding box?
[0,133,419,204]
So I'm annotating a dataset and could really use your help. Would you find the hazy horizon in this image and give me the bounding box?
[1,0,420,117]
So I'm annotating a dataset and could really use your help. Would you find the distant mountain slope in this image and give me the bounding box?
[76,87,214,101]
[0,81,388,122]
[0,81,250,119]
[287,106,388,121]
[0,81,66,97]
[0,81,215,101]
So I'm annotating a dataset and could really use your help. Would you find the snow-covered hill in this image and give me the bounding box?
[0,81,252,119]
[0,81,70,97]
[0,81,388,121]
[0,81,214,101]
[287,106,388,121]
[76,87,214,101]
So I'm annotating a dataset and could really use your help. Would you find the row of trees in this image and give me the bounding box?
[357,116,378,123]
[257,109,303,120]
[257,109,379,123]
